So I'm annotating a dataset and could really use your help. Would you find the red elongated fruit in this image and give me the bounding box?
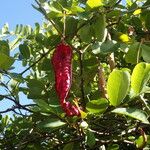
[52,43,80,116]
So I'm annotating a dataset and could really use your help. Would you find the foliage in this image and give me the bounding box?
[0,0,150,149]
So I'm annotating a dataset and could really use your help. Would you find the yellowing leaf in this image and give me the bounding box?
[133,9,142,15]
[73,99,87,118]
[80,110,87,119]
[119,34,130,43]
[86,0,104,8]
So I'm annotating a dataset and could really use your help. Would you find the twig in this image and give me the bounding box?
[0,104,36,114]
[114,0,122,6]
[20,46,54,75]
[137,38,144,64]
[140,95,150,114]
[123,5,150,14]
[34,0,63,37]
[79,51,85,109]
[62,11,66,41]
[0,94,35,113]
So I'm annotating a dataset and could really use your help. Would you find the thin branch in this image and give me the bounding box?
[114,0,122,6]
[62,11,66,41]
[34,0,63,37]
[123,4,150,14]
[0,104,36,114]
[140,95,150,114]
[79,51,85,109]
[137,38,144,64]
[0,94,35,113]
[20,46,54,75]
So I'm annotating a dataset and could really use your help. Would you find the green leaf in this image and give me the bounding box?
[92,41,120,55]
[145,11,150,31]
[131,62,150,96]
[135,135,145,149]
[107,144,119,150]
[92,14,106,42]
[35,22,40,34]
[38,118,66,128]
[33,99,54,113]
[47,11,63,18]
[0,40,10,56]
[131,17,142,32]
[19,44,30,59]
[65,17,78,39]
[39,58,51,71]
[107,10,121,18]
[70,6,84,14]
[86,98,108,114]
[47,4,63,18]
[86,130,96,148]
[78,24,92,43]
[112,108,149,124]
[27,79,45,99]
[63,142,74,150]
[125,42,140,64]
[86,0,104,8]
[100,40,120,54]
[141,44,150,63]
[0,53,14,70]
[107,69,130,106]
[1,23,9,34]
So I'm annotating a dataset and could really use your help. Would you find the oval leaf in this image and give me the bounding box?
[125,42,140,64]
[86,0,104,8]
[38,118,66,128]
[19,44,30,59]
[0,53,14,70]
[86,98,108,114]
[112,108,149,124]
[92,14,106,42]
[141,44,150,63]
[107,70,130,106]
[86,130,96,148]
[131,62,150,96]
[63,142,74,150]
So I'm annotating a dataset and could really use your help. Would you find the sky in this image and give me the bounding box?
[0,0,42,29]
[0,0,43,116]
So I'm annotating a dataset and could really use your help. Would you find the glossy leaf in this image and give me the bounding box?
[65,17,78,39]
[78,24,92,42]
[19,44,30,59]
[0,40,9,56]
[86,98,108,114]
[142,44,150,63]
[34,99,54,113]
[27,79,45,99]
[63,142,74,150]
[0,53,14,70]
[86,130,96,148]
[38,118,66,128]
[131,62,150,96]
[112,108,149,124]
[107,69,130,106]
[125,42,140,64]
[92,14,106,42]
[86,0,104,8]
[100,40,120,54]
